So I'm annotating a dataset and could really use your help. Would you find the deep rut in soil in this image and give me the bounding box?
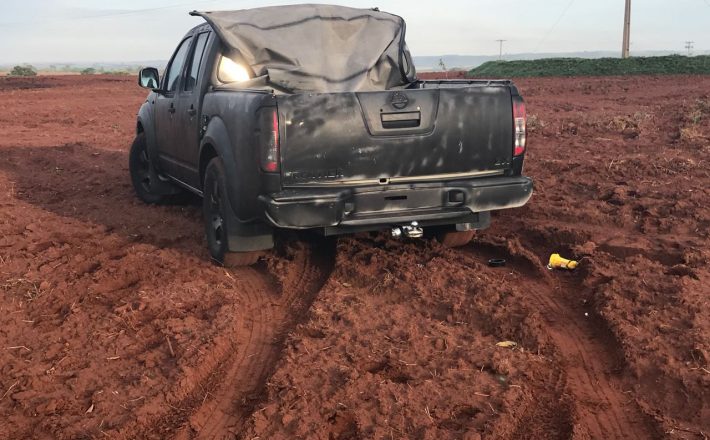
[460,244,660,439]
[178,239,335,440]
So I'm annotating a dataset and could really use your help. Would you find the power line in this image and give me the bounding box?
[73,0,218,19]
[535,0,577,52]
[0,0,220,27]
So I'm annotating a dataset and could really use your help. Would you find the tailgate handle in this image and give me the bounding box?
[381,111,421,129]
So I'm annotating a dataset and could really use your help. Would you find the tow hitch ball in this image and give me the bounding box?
[391,221,423,239]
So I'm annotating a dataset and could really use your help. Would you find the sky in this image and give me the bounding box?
[1,0,709,63]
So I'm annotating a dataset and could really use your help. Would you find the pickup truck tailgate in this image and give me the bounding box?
[276,84,514,186]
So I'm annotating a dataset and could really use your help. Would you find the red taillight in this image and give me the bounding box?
[260,108,280,172]
[513,97,527,156]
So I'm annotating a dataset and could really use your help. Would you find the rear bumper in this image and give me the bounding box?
[259,176,533,232]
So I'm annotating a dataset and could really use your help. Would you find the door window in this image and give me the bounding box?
[184,32,210,92]
[164,36,193,92]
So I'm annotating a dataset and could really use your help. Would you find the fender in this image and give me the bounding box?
[200,115,238,205]
[137,95,159,164]
[200,115,274,252]
[136,95,181,196]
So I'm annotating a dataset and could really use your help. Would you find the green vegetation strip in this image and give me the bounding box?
[469,55,710,77]
[5,64,138,77]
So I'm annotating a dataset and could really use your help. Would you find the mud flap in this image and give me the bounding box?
[223,204,274,252]
[227,227,274,252]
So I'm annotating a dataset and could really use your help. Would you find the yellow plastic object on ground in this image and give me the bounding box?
[496,341,518,348]
[548,253,578,270]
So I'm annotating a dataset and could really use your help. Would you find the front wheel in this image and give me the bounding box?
[128,133,184,204]
[202,157,261,267]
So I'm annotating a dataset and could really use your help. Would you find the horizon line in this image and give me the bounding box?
[4,49,708,66]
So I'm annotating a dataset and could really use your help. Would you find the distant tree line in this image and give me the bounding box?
[48,64,140,75]
[79,67,132,76]
[5,64,137,76]
[9,65,37,76]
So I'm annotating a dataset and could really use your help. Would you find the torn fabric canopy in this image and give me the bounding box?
[190,4,416,93]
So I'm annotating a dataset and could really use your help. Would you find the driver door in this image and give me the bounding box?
[154,35,193,177]
[172,30,211,188]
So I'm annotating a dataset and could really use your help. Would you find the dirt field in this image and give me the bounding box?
[0,74,708,440]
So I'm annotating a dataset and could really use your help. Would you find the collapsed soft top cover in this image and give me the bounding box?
[190,4,416,93]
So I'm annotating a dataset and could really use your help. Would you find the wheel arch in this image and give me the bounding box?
[198,143,218,190]
[198,115,234,189]
[136,101,159,163]
[198,115,274,252]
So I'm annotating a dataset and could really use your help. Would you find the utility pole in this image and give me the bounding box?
[622,0,631,58]
[496,40,506,60]
[685,41,694,56]
[438,58,448,79]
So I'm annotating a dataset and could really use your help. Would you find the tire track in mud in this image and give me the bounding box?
[527,276,655,439]
[459,243,660,439]
[179,238,336,440]
[1,142,335,439]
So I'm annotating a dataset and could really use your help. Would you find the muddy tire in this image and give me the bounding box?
[203,157,261,267]
[129,133,184,204]
[437,230,475,248]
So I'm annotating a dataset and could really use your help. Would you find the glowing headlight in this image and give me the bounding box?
[218,56,250,83]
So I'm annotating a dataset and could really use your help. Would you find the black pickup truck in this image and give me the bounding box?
[130,5,532,266]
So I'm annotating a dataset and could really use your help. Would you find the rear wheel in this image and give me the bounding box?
[203,157,261,267]
[436,230,475,248]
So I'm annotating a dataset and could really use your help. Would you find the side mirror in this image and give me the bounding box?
[138,67,160,90]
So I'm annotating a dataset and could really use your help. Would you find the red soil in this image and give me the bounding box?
[0,74,708,439]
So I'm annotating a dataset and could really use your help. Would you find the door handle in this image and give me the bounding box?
[168,104,176,114]
[187,106,197,116]
[381,111,421,129]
